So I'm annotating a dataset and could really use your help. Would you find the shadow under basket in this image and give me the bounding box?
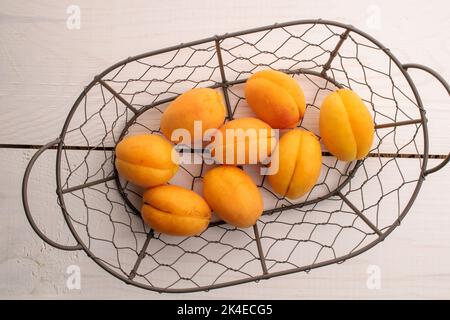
[22,19,450,293]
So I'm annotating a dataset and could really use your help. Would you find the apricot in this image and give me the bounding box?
[160,87,226,144]
[319,89,374,161]
[115,134,178,188]
[210,117,276,165]
[268,129,322,199]
[141,185,211,236]
[203,166,263,228]
[244,69,306,129]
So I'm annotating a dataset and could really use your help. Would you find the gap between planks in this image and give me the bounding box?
[0,143,447,160]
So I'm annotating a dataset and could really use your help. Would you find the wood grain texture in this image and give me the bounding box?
[1,148,449,299]
[0,0,449,299]
[0,0,449,153]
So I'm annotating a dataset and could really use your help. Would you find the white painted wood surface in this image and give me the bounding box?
[0,0,449,299]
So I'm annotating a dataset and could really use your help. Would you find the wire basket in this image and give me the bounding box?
[22,19,449,293]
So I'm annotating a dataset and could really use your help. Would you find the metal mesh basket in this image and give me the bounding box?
[22,19,449,293]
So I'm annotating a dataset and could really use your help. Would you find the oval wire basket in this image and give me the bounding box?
[23,19,449,293]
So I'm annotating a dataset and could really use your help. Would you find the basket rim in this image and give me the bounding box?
[53,18,429,293]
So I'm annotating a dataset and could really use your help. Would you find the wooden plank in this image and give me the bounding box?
[1,147,449,298]
[0,1,448,154]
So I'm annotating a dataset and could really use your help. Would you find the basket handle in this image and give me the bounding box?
[22,138,82,251]
[403,63,450,176]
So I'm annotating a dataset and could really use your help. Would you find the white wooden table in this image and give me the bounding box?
[1,0,449,299]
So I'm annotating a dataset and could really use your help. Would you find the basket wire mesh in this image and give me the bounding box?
[22,19,450,293]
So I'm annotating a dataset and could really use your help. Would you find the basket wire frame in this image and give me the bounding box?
[21,19,449,293]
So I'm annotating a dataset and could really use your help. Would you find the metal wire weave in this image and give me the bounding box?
[46,20,430,292]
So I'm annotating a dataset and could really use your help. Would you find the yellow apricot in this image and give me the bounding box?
[210,117,276,165]
[203,166,263,228]
[115,134,178,188]
[268,129,322,199]
[245,69,306,129]
[141,185,211,236]
[319,89,374,161]
[160,88,226,144]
